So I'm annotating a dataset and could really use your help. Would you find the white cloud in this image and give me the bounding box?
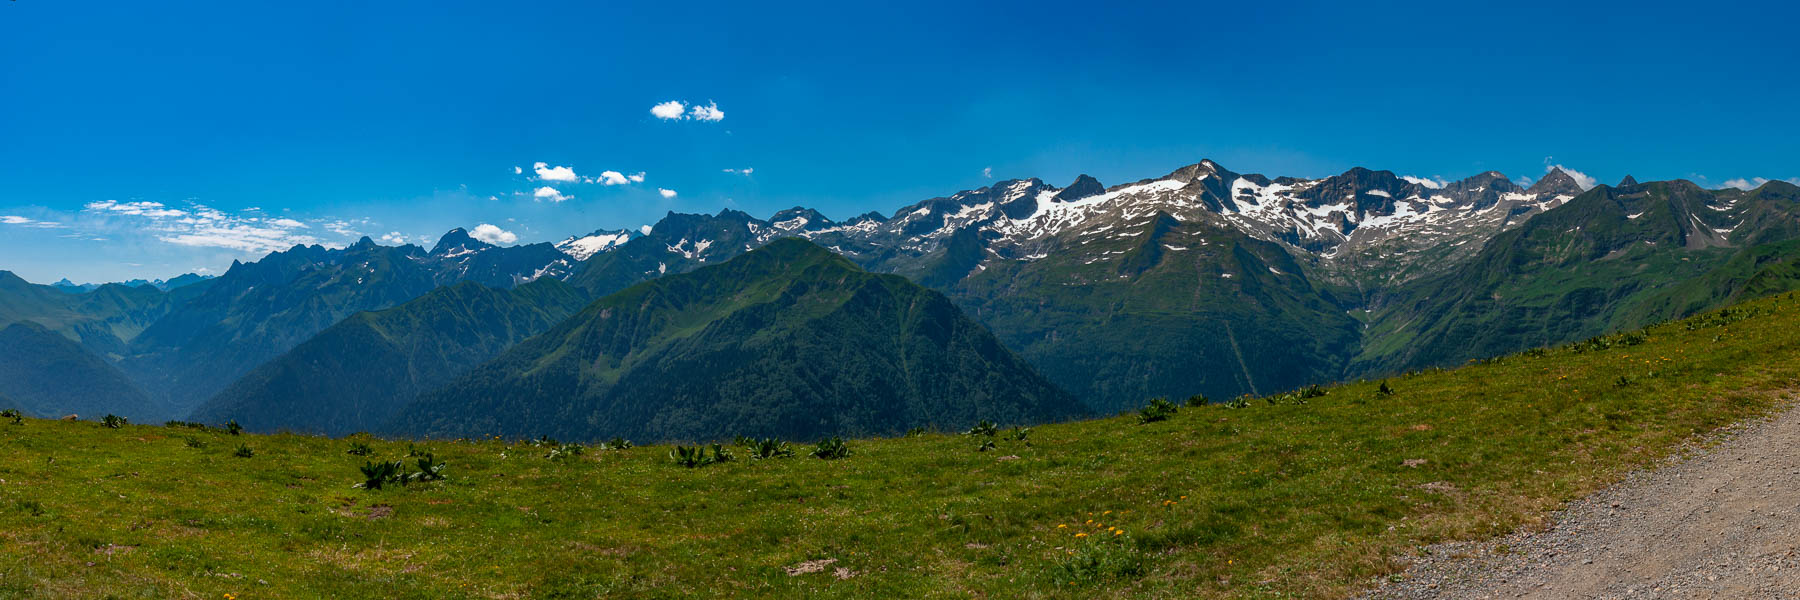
[513,166,523,175]
[0,215,62,228]
[533,161,579,182]
[1721,177,1800,191]
[628,172,645,183]
[658,188,678,198]
[640,224,653,235]
[470,223,517,245]
[982,167,993,179]
[598,170,630,186]
[688,101,724,121]
[652,99,724,121]
[533,186,571,202]
[85,200,187,218]
[722,168,754,175]
[1401,175,1446,189]
[82,200,327,252]
[651,100,687,120]
[379,231,407,245]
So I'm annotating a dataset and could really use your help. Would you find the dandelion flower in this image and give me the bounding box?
[1114,530,1123,536]
[1057,524,1067,529]
[1075,533,1088,538]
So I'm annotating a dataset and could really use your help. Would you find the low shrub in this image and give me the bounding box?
[346,442,373,456]
[1137,398,1178,424]
[1,409,21,425]
[102,414,127,429]
[1183,394,1209,408]
[965,420,998,437]
[811,437,850,460]
[233,444,254,458]
[743,438,794,460]
[670,445,729,468]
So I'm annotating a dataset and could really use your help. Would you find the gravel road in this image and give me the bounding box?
[1363,401,1800,599]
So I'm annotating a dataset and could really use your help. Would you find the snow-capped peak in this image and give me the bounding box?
[555,230,632,260]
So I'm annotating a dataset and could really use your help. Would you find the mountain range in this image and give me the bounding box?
[2,159,1796,439]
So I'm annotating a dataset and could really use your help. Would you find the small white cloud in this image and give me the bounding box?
[722,168,754,175]
[1401,175,1446,189]
[687,101,724,121]
[269,218,306,228]
[513,166,523,175]
[650,100,687,120]
[379,231,407,245]
[982,167,994,179]
[628,172,645,183]
[598,170,630,186]
[1721,177,1800,191]
[469,223,517,245]
[640,224,653,235]
[533,186,571,202]
[658,188,678,198]
[533,161,579,182]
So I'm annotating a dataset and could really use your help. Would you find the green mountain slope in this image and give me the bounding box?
[951,215,1362,411]
[0,271,201,359]
[191,278,589,435]
[119,240,443,417]
[396,238,1084,442]
[1356,180,1800,374]
[0,322,161,420]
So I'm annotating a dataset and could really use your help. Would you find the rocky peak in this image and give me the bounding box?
[430,228,492,256]
[1526,168,1585,196]
[1056,174,1105,202]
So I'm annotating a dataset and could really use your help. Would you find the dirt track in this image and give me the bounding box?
[1364,400,1800,599]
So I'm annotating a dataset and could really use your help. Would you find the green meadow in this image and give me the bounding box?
[2,293,1797,599]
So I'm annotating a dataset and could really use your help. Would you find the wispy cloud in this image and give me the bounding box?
[722,168,754,175]
[0,215,64,228]
[86,200,187,218]
[533,186,571,202]
[1721,177,1800,191]
[470,223,517,245]
[1401,175,1446,189]
[982,167,994,179]
[79,200,332,252]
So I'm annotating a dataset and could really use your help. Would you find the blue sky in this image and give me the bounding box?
[3,0,1797,283]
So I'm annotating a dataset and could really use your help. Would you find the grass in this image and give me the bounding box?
[1,293,1798,598]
